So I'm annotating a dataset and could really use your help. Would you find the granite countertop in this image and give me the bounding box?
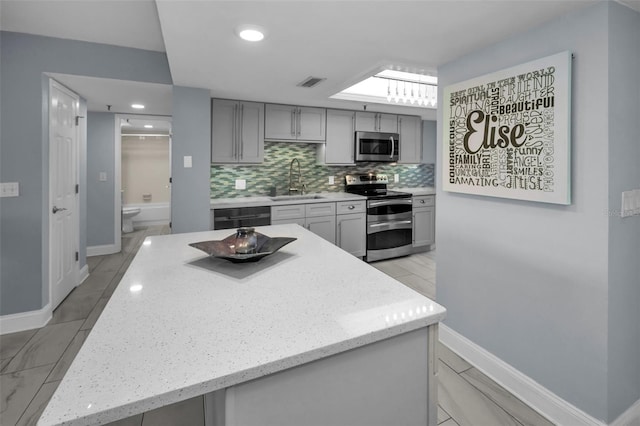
[394,187,436,196]
[39,224,446,426]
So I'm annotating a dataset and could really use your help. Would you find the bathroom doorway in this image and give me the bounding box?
[117,115,172,240]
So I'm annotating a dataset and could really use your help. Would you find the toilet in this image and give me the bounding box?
[122,207,141,233]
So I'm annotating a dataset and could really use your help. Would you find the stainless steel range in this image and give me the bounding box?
[345,174,413,262]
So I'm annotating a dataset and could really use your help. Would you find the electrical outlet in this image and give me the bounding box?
[235,179,246,190]
[183,156,192,168]
[328,176,335,185]
[394,174,400,183]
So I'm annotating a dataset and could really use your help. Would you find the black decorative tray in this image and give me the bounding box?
[189,231,296,263]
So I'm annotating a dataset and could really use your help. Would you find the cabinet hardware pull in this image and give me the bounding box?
[232,104,237,159]
[238,104,244,160]
[291,110,295,136]
[348,205,355,209]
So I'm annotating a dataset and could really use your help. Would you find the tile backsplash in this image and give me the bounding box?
[210,142,434,199]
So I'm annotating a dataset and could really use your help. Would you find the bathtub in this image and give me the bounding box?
[124,202,170,227]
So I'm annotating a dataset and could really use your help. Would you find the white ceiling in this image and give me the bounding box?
[3,0,639,120]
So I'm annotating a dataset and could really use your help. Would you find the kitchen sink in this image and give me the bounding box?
[269,195,326,201]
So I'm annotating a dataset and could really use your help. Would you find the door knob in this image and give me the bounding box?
[52,206,67,214]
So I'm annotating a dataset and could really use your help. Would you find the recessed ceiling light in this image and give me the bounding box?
[131,104,145,109]
[236,25,266,42]
[144,124,153,129]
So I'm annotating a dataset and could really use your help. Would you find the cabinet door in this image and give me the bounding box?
[305,202,336,218]
[355,112,377,132]
[272,217,306,227]
[336,213,366,257]
[271,204,306,221]
[265,104,296,140]
[305,215,336,244]
[211,99,237,163]
[378,113,398,133]
[297,107,326,141]
[398,115,422,164]
[324,109,355,164]
[238,101,264,163]
[413,206,435,247]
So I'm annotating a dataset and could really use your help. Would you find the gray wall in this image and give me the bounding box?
[0,31,171,315]
[606,3,640,420]
[171,86,211,234]
[437,2,638,422]
[87,112,116,247]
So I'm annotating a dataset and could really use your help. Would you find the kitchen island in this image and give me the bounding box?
[38,224,446,426]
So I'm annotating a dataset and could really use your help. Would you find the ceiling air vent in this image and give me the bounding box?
[296,76,326,88]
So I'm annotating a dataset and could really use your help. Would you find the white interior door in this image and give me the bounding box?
[49,80,79,309]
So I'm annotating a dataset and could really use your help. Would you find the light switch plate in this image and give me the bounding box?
[99,172,107,182]
[235,179,246,190]
[183,156,193,168]
[0,182,19,197]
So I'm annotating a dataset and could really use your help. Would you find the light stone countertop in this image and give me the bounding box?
[210,192,366,209]
[39,224,446,426]
[394,187,436,196]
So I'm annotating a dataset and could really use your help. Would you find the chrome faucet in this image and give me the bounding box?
[288,158,306,195]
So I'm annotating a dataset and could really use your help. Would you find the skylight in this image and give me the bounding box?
[331,70,438,109]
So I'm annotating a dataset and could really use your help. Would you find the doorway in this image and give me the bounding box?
[49,79,80,310]
[115,115,172,246]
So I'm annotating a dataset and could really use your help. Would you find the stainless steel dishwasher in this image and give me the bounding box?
[213,206,271,230]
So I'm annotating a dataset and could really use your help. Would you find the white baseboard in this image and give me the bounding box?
[78,264,89,284]
[87,243,119,256]
[611,398,640,426]
[439,324,606,426]
[0,303,52,335]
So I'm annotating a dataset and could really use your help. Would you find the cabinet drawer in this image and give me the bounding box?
[336,200,366,215]
[413,195,435,208]
[305,202,336,218]
[271,204,305,220]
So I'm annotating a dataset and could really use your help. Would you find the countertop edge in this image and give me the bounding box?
[41,311,446,426]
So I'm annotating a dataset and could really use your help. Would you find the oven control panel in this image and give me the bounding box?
[345,174,389,185]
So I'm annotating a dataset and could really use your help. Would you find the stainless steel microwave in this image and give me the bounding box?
[355,131,399,162]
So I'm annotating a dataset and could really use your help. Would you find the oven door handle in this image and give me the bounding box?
[368,199,412,208]
[368,220,412,231]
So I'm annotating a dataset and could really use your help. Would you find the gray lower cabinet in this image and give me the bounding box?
[412,195,435,248]
[336,200,366,257]
[272,202,336,244]
[306,215,336,244]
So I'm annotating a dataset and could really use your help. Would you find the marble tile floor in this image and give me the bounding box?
[1,228,553,426]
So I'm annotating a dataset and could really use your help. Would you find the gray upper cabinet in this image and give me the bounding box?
[265,104,326,142]
[211,99,264,164]
[355,112,398,133]
[398,115,422,164]
[318,109,355,165]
